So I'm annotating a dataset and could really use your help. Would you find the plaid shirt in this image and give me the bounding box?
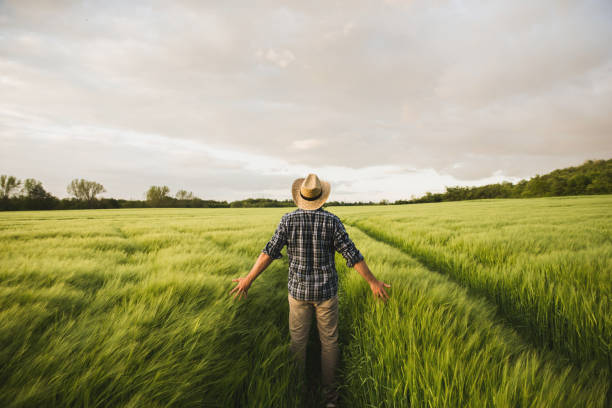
[262,208,364,301]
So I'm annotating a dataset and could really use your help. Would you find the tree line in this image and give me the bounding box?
[1,159,610,211]
[395,159,612,204]
[0,176,386,211]
[0,178,227,211]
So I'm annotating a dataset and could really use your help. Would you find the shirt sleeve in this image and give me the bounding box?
[333,218,364,267]
[262,215,287,260]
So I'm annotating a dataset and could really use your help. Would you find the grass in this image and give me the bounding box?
[335,195,611,370]
[0,197,610,407]
[336,226,608,407]
[0,209,303,407]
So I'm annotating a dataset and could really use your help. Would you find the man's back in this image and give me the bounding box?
[263,208,363,301]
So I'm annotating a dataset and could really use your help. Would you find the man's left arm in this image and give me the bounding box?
[333,218,391,302]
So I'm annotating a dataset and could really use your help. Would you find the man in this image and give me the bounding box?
[230,174,391,408]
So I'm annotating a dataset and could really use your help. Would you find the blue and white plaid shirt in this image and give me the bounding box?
[262,208,364,301]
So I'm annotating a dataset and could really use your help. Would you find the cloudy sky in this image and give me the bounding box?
[1,0,611,201]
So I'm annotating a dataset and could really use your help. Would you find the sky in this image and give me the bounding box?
[1,0,611,202]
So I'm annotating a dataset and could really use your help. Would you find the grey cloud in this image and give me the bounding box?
[1,0,611,197]
[1,125,294,200]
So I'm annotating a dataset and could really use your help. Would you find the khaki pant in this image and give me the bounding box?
[288,293,339,402]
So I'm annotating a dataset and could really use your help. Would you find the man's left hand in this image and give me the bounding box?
[369,280,391,302]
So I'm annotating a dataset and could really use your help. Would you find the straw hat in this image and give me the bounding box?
[292,173,331,210]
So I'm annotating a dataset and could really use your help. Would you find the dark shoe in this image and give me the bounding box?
[323,386,338,408]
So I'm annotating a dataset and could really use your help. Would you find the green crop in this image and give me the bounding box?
[336,195,611,370]
[0,196,610,407]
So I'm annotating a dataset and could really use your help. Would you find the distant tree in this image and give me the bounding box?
[175,190,195,200]
[22,178,52,200]
[67,179,106,201]
[568,174,591,195]
[522,174,546,197]
[500,181,514,198]
[0,175,21,199]
[146,185,170,207]
[18,178,57,210]
[586,177,608,194]
[550,176,567,196]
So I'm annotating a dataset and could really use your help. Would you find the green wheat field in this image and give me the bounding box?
[1,195,610,407]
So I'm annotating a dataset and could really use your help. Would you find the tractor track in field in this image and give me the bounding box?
[346,218,611,407]
[342,218,611,408]
[343,219,582,368]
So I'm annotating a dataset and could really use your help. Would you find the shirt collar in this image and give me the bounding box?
[297,207,324,213]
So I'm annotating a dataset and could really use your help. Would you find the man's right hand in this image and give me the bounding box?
[369,279,391,302]
[230,277,251,300]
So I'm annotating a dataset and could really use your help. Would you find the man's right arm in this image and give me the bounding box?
[230,215,287,300]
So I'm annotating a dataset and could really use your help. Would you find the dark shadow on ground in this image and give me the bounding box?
[303,314,325,408]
